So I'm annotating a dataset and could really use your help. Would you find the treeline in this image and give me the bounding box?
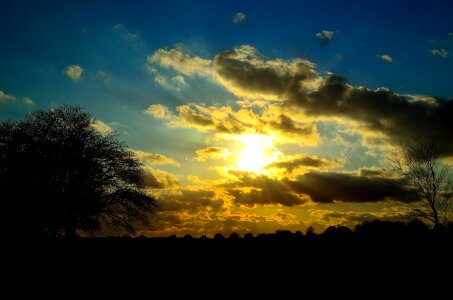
[147,219,453,242]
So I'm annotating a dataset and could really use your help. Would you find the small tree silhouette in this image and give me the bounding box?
[229,232,240,240]
[391,136,453,227]
[0,105,157,239]
[214,233,224,240]
[244,232,254,240]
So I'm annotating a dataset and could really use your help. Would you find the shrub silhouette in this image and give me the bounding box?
[244,232,254,240]
[214,233,224,240]
[229,232,240,240]
[0,105,157,239]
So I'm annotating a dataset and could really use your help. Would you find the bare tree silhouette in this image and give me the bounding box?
[0,105,157,239]
[391,136,452,227]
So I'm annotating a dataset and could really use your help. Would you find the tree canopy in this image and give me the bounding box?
[0,105,157,239]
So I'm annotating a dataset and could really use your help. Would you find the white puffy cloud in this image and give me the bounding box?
[377,54,393,63]
[64,65,84,83]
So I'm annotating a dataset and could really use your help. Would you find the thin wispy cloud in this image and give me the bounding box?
[23,97,34,106]
[0,90,15,103]
[431,48,449,58]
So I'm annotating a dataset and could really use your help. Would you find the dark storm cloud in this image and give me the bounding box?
[359,168,385,177]
[295,74,453,155]
[212,47,453,156]
[323,211,405,223]
[225,170,416,206]
[213,45,318,99]
[287,171,417,204]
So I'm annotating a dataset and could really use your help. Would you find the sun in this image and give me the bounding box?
[235,134,278,173]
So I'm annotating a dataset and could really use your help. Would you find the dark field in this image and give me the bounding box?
[7,221,453,286]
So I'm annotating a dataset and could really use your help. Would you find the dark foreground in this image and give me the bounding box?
[6,224,453,289]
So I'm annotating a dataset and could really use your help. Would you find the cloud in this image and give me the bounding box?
[224,171,309,206]
[143,167,179,189]
[145,104,172,119]
[112,23,140,40]
[286,171,416,203]
[316,30,334,46]
[96,71,111,83]
[318,210,406,224]
[145,103,319,145]
[131,149,180,166]
[0,90,16,103]
[146,208,307,237]
[213,45,319,100]
[64,65,84,83]
[222,170,416,207]
[148,45,453,155]
[265,154,340,174]
[91,120,113,134]
[172,75,186,90]
[159,188,223,212]
[147,48,212,77]
[431,49,449,58]
[211,46,453,155]
[23,97,34,106]
[194,147,231,161]
[293,74,453,155]
[232,12,246,24]
[377,54,393,63]
[145,66,187,90]
[359,168,385,177]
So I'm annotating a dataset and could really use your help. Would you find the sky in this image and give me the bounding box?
[1,0,453,236]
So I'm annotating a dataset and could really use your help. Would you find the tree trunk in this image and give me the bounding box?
[432,206,439,228]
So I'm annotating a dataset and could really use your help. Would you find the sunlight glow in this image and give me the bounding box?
[235,134,278,173]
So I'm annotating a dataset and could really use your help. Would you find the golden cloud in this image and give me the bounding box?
[131,149,180,166]
[142,166,179,189]
[147,47,212,77]
[194,147,232,161]
[265,154,341,177]
[91,120,113,134]
[145,103,319,145]
[148,45,453,156]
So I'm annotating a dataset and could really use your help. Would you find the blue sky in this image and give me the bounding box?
[1,0,453,236]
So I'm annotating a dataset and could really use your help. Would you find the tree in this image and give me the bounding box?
[391,136,452,227]
[0,105,157,239]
